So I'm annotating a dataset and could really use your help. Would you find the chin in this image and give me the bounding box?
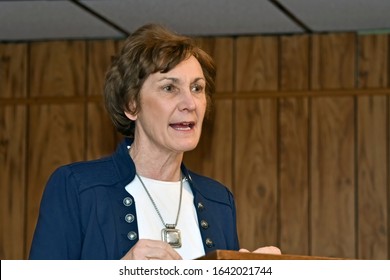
[177,141,199,153]
[182,145,198,153]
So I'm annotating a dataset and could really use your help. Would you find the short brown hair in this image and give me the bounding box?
[103,23,216,137]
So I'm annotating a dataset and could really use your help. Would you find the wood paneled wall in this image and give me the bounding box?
[1,32,389,260]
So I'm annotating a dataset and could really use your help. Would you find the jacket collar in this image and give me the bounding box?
[111,138,230,205]
[112,138,195,189]
[111,137,136,186]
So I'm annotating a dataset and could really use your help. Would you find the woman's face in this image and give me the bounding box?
[126,55,207,154]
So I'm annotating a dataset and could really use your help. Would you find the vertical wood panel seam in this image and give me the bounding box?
[232,37,237,198]
[83,42,89,161]
[387,82,390,260]
[387,34,390,260]
[23,42,31,259]
[354,33,359,260]
[276,36,282,249]
[307,34,313,256]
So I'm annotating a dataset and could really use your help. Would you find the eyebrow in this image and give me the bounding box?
[157,77,205,84]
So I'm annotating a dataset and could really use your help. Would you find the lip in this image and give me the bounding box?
[169,121,196,131]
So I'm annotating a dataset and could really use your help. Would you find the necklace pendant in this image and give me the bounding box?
[162,227,182,248]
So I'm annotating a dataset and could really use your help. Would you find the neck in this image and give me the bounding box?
[129,141,183,181]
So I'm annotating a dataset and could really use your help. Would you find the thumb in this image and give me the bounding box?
[239,248,250,253]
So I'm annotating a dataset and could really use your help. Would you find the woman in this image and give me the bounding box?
[29,23,279,260]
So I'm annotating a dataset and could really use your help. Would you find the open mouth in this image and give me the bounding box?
[170,122,195,131]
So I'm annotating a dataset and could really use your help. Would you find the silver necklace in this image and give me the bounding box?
[136,173,183,248]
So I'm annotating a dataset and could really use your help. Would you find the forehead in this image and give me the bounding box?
[153,56,204,81]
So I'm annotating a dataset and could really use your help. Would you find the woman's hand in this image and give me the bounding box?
[121,239,183,260]
[239,246,281,255]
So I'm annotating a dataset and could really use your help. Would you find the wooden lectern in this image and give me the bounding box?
[198,250,343,260]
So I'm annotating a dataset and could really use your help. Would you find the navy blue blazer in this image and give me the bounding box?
[29,138,240,259]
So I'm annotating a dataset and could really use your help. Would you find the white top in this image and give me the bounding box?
[125,175,205,260]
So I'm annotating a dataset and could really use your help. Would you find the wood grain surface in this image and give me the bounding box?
[194,37,234,93]
[0,44,27,98]
[278,35,310,255]
[234,36,279,250]
[0,44,28,259]
[357,34,388,259]
[310,34,356,258]
[86,40,122,160]
[236,36,278,92]
[0,106,27,259]
[29,41,85,97]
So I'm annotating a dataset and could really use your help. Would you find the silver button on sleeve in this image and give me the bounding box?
[123,197,133,206]
[127,231,137,240]
[200,220,209,229]
[125,214,135,223]
[205,238,214,248]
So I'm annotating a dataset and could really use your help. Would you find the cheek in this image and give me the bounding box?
[198,98,207,117]
[197,95,208,112]
[144,98,168,115]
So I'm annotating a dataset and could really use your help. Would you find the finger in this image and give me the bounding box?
[252,246,282,255]
[121,240,150,260]
[239,248,250,253]
[135,239,181,260]
[145,240,182,260]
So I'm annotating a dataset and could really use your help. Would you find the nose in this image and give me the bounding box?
[178,88,196,112]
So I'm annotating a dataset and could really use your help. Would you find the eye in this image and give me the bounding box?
[162,84,177,93]
[191,83,204,93]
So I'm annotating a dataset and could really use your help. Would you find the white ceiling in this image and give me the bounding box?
[0,0,390,42]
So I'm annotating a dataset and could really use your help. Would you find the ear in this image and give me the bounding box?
[124,100,138,121]
[124,110,137,121]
